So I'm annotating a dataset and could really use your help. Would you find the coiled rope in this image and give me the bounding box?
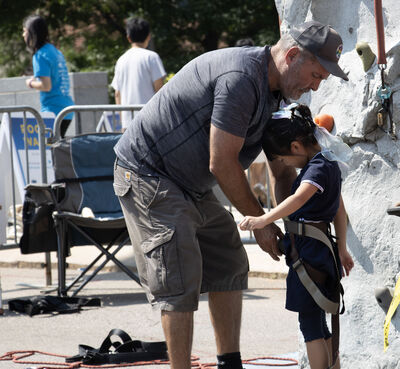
[0,350,298,368]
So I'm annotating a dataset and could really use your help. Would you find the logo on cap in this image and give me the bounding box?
[336,44,343,60]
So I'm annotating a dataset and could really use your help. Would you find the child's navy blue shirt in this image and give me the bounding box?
[285,152,342,313]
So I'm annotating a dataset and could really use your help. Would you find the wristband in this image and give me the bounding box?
[29,79,34,89]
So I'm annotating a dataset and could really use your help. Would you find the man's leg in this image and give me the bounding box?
[161,310,193,369]
[208,290,242,354]
[114,166,202,368]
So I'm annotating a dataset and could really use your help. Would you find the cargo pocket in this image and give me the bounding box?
[113,182,131,197]
[141,227,184,297]
[138,175,160,209]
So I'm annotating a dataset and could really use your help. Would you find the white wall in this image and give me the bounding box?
[275,1,400,367]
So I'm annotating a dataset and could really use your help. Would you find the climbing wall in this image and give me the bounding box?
[274,1,400,368]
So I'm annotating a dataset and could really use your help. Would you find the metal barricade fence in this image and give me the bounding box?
[0,104,144,287]
[49,104,144,141]
[0,106,51,284]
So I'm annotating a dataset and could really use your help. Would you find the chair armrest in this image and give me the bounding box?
[24,183,55,205]
[24,183,52,191]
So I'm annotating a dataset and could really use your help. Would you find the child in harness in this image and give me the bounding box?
[240,104,354,369]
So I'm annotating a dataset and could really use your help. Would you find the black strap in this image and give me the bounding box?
[285,222,343,369]
[66,329,168,364]
[8,296,101,316]
[55,175,113,184]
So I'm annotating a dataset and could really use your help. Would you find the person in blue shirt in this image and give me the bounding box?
[240,104,354,369]
[23,15,74,137]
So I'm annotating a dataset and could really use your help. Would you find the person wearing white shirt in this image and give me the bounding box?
[112,17,166,130]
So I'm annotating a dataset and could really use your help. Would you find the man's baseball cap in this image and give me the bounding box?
[289,21,348,81]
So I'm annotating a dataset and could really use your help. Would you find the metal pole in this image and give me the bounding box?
[51,104,144,142]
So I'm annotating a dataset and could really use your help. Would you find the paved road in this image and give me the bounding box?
[0,266,299,369]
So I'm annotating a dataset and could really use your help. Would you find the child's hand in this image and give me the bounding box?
[339,250,354,277]
[239,216,264,231]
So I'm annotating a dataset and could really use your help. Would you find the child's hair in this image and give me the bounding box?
[262,104,317,161]
[23,15,49,53]
[126,17,150,43]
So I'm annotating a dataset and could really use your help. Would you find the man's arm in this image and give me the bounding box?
[113,90,125,131]
[114,90,121,105]
[209,124,283,260]
[153,77,165,93]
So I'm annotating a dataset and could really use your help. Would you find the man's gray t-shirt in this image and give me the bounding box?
[114,46,281,197]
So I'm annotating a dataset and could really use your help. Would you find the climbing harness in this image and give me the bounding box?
[283,220,344,369]
[374,0,396,140]
[65,328,168,365]
[8,295,101,316]
[283,220,344,314]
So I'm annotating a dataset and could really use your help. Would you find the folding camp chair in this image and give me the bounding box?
[26,132,140,297]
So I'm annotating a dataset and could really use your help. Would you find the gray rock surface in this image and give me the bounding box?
[275,0,400,367]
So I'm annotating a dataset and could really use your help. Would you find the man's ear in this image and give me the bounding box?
[285,47,300,65]
[127,35,132,43]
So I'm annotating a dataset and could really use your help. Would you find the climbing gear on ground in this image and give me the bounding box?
[0,350,298,368]
[356,42,376,72]
[8,295,101,316]
[283,220,344,368]
[66,328,168,365]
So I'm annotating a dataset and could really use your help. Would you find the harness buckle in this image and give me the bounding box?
[297,221,305,236]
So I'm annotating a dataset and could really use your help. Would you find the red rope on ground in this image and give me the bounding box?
[193,356,298,368]
[0,350,298,368]
[244,356,299,366]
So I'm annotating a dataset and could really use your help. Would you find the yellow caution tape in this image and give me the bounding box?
[384,277,400,352]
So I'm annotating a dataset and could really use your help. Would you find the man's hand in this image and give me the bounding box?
[253,223,284,261]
